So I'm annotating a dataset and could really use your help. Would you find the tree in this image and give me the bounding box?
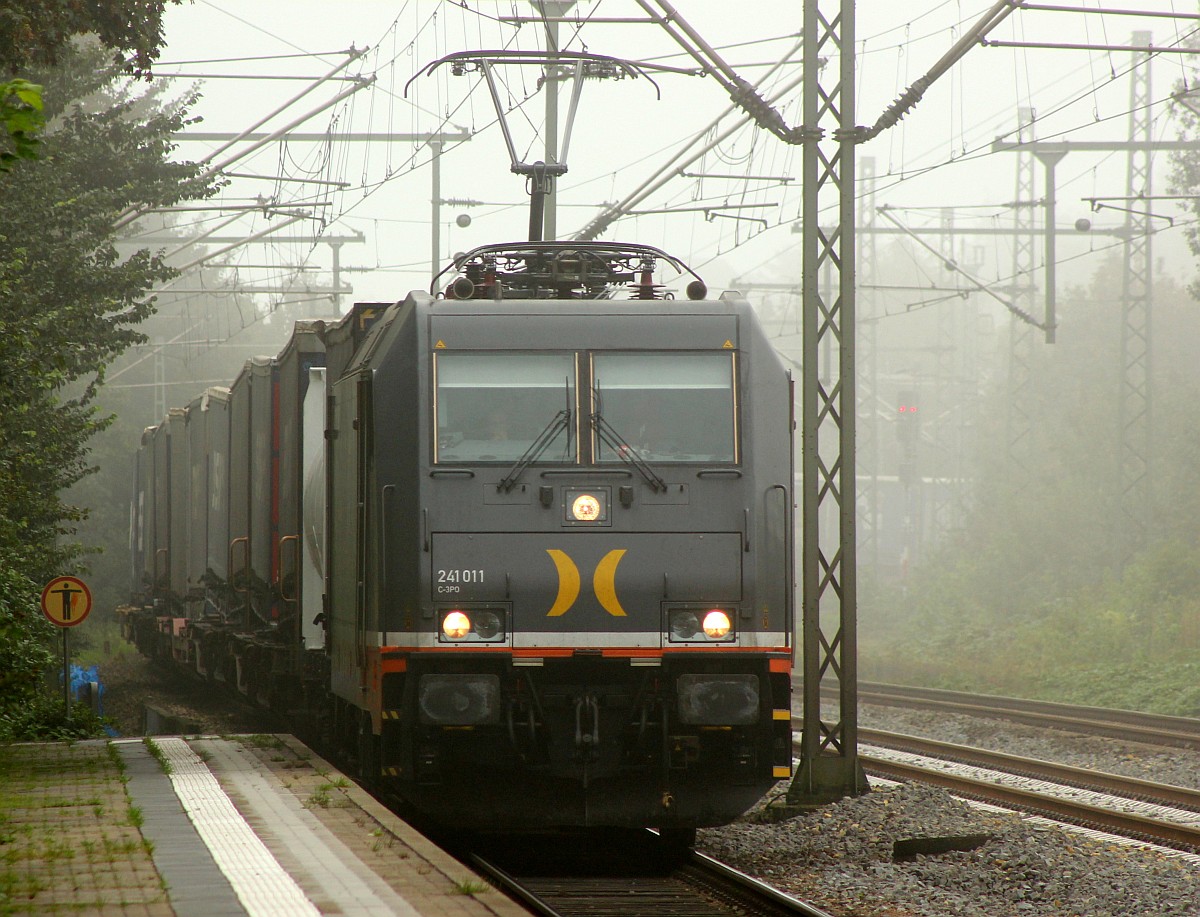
[863,260,1200,711]
[1169,58,1200,296]
[0,1,182,76]
[0,78,43,169]
[0,40,219,728]
[1,0,182,173]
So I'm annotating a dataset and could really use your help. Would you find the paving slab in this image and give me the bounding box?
[0,735,528,917]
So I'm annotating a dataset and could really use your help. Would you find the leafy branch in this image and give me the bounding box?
[0,79,43,171]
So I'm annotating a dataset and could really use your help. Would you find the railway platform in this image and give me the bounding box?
[0,733,527,916]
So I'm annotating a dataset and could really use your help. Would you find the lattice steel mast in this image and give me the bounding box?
[1119,31,1153,556]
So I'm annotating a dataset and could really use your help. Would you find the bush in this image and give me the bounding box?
[0,564,55,710]
[0,693,112,741]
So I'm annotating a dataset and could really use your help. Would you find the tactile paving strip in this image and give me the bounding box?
[157,737,322,916]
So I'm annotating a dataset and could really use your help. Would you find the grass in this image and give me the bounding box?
[236,734,285,750]
[0,735,167,913]
[305,776,353,810]
[452,877,491,896]
[305,788,331,809]
[72,621,139,669]
[105,742,125,773]
[103,837,149,858]
[40,836,75,863]
[142,737,172,775]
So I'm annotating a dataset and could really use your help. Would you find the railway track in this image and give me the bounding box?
[859,727,1200,811]
[853,731,1200,853]
[855,681,1200,749]
[465,831,833,917]
[830,684,1200,851]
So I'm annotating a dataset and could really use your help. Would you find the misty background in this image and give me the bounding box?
[57,1,1200,714]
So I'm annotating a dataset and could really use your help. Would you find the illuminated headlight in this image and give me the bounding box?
[703,610,731,639]
[667,607,736,643]
[438,607,506,643]
[442,611,471,639]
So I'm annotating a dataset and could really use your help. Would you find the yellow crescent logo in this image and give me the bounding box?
[544,549,628,617]
[545,549,580,617]
[592,549,628,617]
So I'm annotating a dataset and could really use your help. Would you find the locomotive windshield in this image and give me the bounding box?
[592,353,737,463]
[435,353,576,462]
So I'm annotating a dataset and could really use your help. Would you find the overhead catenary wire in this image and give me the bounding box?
[129,3,1200,331]
[572,38,804,241]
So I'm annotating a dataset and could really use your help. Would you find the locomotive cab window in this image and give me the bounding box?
[434,353,577,463]
[591,353,738,463]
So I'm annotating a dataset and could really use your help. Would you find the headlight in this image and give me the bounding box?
[474,610,502,640]
[677,674,760,725]
[702,609,731,639]
[419,674,500,725]
[438,607,507,643]
[667,607,736,643]
[670,611,700,641]
[442,610,471,639]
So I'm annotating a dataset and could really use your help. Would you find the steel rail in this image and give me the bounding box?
[859,728,1200,812]
[467,837,833,917]
[859,752,1200,852]
[688,850,837,917]
[854,682,1200,749]
[467,852,567,917]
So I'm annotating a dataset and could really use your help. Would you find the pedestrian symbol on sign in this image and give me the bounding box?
[40,576,92,628]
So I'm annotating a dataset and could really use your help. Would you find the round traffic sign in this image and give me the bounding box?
[40,576,93,627]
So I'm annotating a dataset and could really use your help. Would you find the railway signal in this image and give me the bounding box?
[896,391,920,445]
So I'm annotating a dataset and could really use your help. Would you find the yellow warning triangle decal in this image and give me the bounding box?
[722,339,734,349]
[435,340,446,349]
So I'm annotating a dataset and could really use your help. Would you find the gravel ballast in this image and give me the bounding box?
[699,706,1200,916]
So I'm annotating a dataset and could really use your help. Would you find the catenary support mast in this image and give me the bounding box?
[786,0,869,805]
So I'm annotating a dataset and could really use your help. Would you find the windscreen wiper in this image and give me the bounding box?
[497,409,571,493]
[590,411,667,493]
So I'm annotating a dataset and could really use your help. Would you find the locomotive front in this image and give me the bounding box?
[327,243,794,831]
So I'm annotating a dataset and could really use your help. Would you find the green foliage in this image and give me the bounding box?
[0,78,43,169]
[0,564,55,707]
[862,265,1200,716]
[1,45,215,558]
[0,694,113,742]
[0,42,219,737]
[1024,661,1200,716]
[142,737,171,775]
[0,2,182,77]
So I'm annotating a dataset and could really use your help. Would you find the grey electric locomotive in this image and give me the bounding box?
[326,242,794,831]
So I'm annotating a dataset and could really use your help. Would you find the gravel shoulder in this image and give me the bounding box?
[97,651,287,737]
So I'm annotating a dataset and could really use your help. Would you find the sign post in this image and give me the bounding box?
[40,576,93,717]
